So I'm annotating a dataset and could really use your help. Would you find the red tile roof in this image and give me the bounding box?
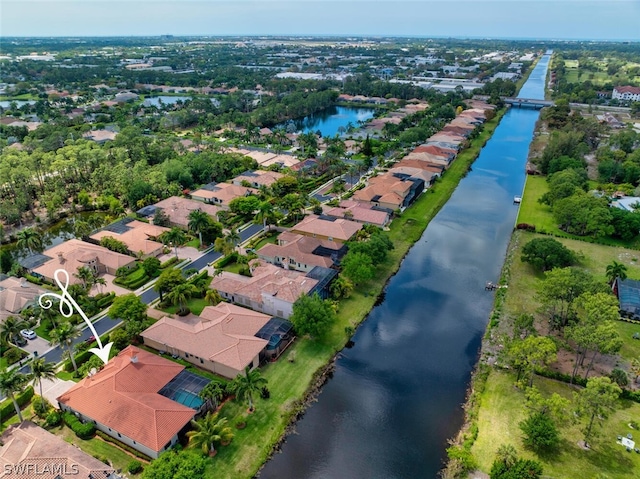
[57,346,196,453]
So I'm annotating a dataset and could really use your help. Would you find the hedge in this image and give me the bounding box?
[63,411,96,439]
[63,349,94,372]
[216,252,238,268]
[95,430,152,461]
[160,256,180,269]
[0,386,34,422]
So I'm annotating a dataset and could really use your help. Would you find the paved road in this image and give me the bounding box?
[11,222,265,380]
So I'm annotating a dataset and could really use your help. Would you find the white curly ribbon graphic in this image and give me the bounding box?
[39,269,113,364]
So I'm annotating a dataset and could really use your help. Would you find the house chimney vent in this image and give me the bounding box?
[130,355,138,363]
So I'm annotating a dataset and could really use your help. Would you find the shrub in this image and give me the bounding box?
[516,223,536,232]
[25,274,43,285]
[32,396,52,418]
[63,412,96,439]
[128,460,143,474]
[3,347,26,365]
[160,256,180,269]
[519,412,560,452]
[0,386,34,421]
[45,410,62,428]
[609,368,629,387]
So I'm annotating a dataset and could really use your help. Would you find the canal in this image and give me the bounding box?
[259,54,551,479]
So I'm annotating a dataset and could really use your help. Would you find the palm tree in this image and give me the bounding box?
[199,381,225,411]
[227,229,241,248]
[30,357,57,399]
[213,236,234,257]
[0,316,28,346]
[49,321,81,374]
[186,412,234,456]
[94,277,107,294]
[231,366,267,412]
[16,227,43,254]
[606,260,628,286]
[205,289,223,306]
[0,368,30,422]
[74,266,96,291]
[255,201,274,232]
[162,227,187,258]
[167,282,199,315]
[188,209,210,248]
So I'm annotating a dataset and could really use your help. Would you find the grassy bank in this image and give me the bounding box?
[205,107,508,478]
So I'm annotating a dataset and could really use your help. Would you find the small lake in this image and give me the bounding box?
[281,106,375,137]
[0,100,37,108]
[142,96,192,107]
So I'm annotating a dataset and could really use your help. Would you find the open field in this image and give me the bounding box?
[472,369,640,479]
[516,175,640,249]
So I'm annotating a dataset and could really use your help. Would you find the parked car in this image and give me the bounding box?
[85,335,96,344]
[20,329,37,340]
[14,336,27,347]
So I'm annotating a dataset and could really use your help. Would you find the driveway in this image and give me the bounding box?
[20,336,51,358]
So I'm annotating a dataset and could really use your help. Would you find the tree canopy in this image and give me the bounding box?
[290,292,336,339]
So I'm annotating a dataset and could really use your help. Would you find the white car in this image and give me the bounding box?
[20,329,37,340]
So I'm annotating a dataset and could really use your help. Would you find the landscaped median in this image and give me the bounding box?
[204,106,509,479]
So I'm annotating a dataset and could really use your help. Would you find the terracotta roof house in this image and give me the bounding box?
[257,232,346,272]
[190,183,257,208]
[57,346,201,459]
[290,214,363,244]
[0,421,118,479]
[140,196,221,228]
[322,201,391,227]
[210,260,336,319]
[402,151,452,168]
[142,303,290,379]
[0,276,46,324]
[232,170,284,189]
[82,129,118,144]
[412,144,457,159]
[90,219,168,259]
[612,86,640,102]
[352,173,424,212]
[396,158,445,174]
[388,166,440,186]
[32,239,135,286]
[428,132,466,144]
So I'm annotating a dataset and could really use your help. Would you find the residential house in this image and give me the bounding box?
[257,232,346,272]
[57,346,202,459]
[612,86,640,102]
[0,421,118,479]
[352,173,424,212]
[0,276,46,324]
[232,170,284,189]
[82,129,118,144]
[210,260,336,319]
[32,239,136,285]
[322,200,391,227]
[138,196,221,228]
[90,219,168,259]
[190,182,257,208]
[142,303,293,379]
[290,214,362,244]
[388,166,440,187]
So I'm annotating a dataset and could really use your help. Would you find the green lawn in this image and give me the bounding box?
[250,233,278,251]
[162,297,209,316]
[616,321,640,363]
[185,238,200,248]
[516,175,640,249]
[472,369,640,478]
[191,107,511,479]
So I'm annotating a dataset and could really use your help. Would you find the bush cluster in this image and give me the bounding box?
[127,460,143,474]
[95,430,152,461]
[0,386,34,421]
[63,411,96,439]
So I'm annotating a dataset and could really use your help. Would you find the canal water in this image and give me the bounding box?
[280,105,375,137]
[260,54,550,479]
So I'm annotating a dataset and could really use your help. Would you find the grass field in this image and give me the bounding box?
[516,175,640,249]
[616,321,640,364]
[193,107,510,479]
[472,369,640,479]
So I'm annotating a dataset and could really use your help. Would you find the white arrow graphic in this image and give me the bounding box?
[39,269,113,365]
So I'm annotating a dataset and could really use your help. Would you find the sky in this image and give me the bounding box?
[1,0,639,41]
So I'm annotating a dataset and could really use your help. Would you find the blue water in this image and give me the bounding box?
[172,389,203,409]
[282,106,375,137]
[0,100,37,108]
[260,54,550,479]
[142,95,192,107]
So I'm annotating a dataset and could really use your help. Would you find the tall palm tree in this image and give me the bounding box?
[94,277,107,294]
[204,288,222,306]
[49,321,81,374]
[188,209,210,248]
[167,282,199,315]
[231,366,267,412]
[0,368,30,422]
[162,227,187,258]
[199,381,225,411]
[0,316,28,346]
[74,266,96,291]
[16,227,43,254]
[606,260,628,286]
[186,412,234,456]
[227,229,241,248]
[30,357,57,399]
[255,201,274,232]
